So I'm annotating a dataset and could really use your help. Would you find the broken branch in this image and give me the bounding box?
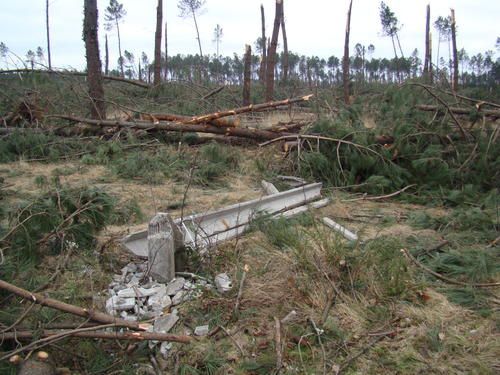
[0,279,145,331]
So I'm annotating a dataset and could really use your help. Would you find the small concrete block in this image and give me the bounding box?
[194,325,209,336]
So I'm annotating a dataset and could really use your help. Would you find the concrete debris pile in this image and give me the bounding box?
[105,262,212,322]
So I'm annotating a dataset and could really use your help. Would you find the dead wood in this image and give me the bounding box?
[1,329,192,344]
[0,279,146,331]
[52,115,290,141]
[141,113,239,128]
[202,85,225,100]
[186,94,313,124]
[415,104,500,118]
[341,185,416,202]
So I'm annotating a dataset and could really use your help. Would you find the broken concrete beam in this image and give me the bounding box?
[322,217,358,242]
[121,183,323,257]
[261,180,280,195]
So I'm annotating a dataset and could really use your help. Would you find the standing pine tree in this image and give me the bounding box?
[379,2,403,80]
[178,0,206,58]
[104,0,126,77]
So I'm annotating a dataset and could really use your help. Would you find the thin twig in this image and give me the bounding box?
[341,185,416,202]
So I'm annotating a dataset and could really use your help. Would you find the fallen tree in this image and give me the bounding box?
[415,104,500,118]
[50,95,313,141]
[52,115,291,141]
[0,68,150,89]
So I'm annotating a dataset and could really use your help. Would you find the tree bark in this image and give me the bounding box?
[83,0,106,120]
[243,45,252,106]
[259,4,267,83]
[450,9,459,91]
[343,0,353,105]
[265,0,283,101]
[154,0,163,86]
[423,4,430,80]
[105,34,109,76]
[281,0,289,82]
[46,0,52,70]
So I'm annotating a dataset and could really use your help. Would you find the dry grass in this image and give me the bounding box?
[1,145,498,375]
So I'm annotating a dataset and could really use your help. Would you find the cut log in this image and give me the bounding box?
[415,104,500,118]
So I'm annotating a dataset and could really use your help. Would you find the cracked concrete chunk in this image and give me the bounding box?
[172,290,187,305]
[166,277,185,296]
[153,309,179,333]
[215,273,232,293]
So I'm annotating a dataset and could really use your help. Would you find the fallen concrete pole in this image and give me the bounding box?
[322,217,358,242]
[121,183,323,258]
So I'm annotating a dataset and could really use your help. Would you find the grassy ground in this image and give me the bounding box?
[0,139,498,374]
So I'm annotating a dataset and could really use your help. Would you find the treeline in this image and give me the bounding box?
[118,48,498,88]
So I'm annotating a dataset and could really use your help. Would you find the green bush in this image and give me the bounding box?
[5,185,115,261]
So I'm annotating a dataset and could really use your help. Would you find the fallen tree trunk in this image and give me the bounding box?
[142,113,239,128]
[52,115,291,141]
[187,94,313,124]
[1,329,192,344]
[415,104,500,118]
[0,279,145,331]
[0,69,150,89]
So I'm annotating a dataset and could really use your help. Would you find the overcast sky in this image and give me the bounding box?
[0,0,498,70]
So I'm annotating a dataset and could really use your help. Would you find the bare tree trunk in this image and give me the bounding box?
[429,32,433,84]
[451,9,459,91]
[154,0,163,86]
[116,19,124,77]
[105,34,109,75]
[243,45,252,106]
[259,4,267,83]
[138,61,142,81]
[343,0,353,105]
[281,0,289,82]
[83,0,106,120]
[265,0,283,101]
[192,10,203,58]
[164,21,168,80]
[423,4,430,80]
[46,0,52,70]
